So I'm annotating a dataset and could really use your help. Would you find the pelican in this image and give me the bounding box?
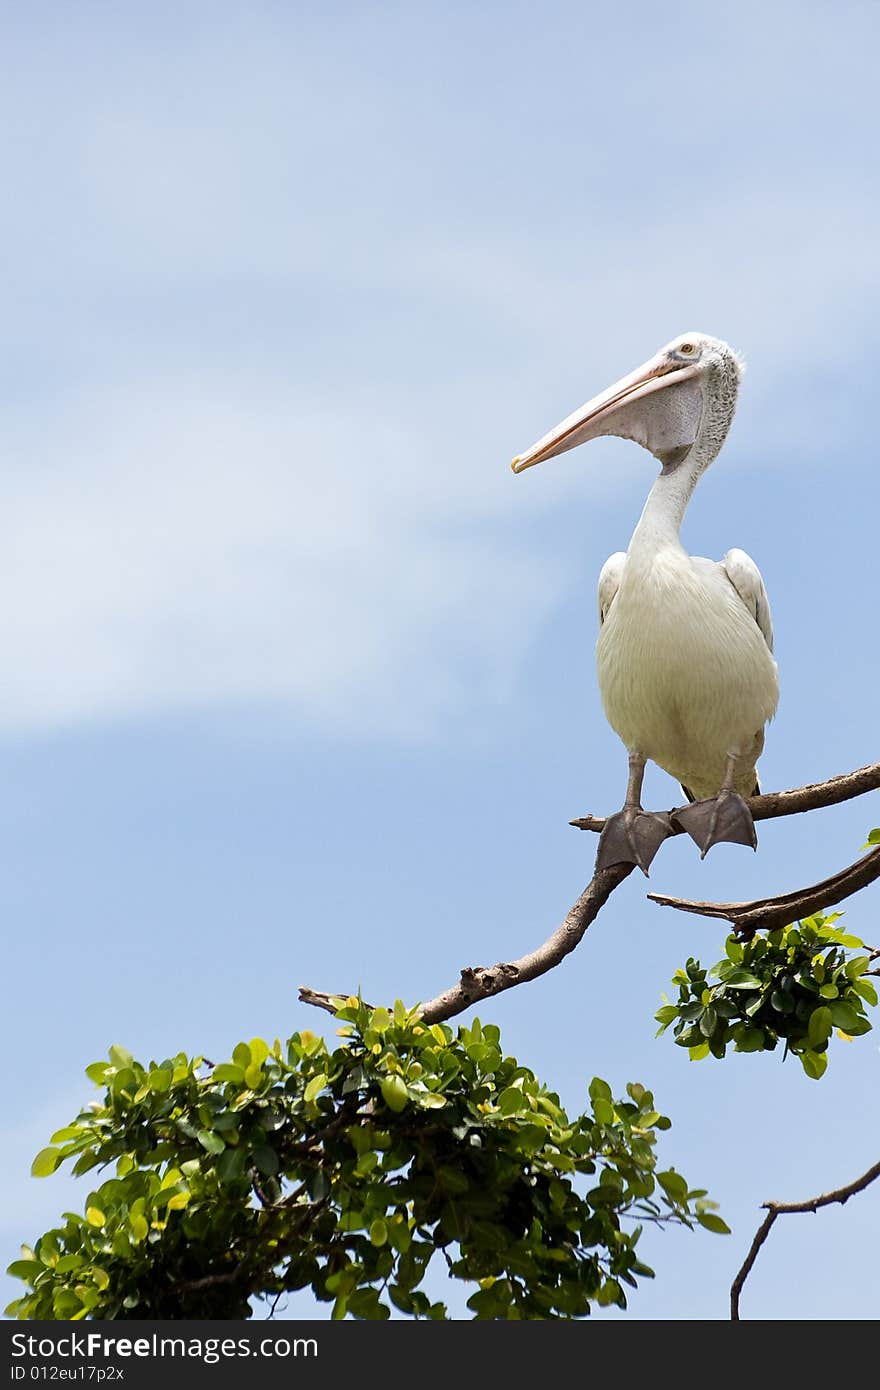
[512,332,778,874]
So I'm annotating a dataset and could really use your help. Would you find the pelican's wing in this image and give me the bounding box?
[721,548,774,652]
[597,552,626,625]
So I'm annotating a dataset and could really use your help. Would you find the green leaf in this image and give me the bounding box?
[304,1072,328,1103]
[697,1211,731,1234]
[657,1170,688,1203]
[211,1064,245,1084]
[678,1002,704,1021]
[214,1147,245,1184]
[592,1097,614,1126]
[723,971,764,989]
[770,990,794,1015]
[828,1001,861,1032]
[498,1086,527,1116]
[347,1287,390,1320]
[252,1145,279,1177]
[853,978,878,1006]
[688,1042,710,1061]
[380,1075,409,1113]
[800,1050,828,1081]
[415,1089,447,1109]
[31,1148,63,1178]
[733,1027,765,1053]
[807,1006,833,1048]
[50,1126,84,1144]
[370,1218,388,1247]
[699,1006,718,1037]
[129,1214,149,1242]
[844,956,871,979]
[55,1254,84,1273]
[197,1129,226,1155]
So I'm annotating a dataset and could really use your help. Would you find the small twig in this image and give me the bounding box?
[173,1265,245,1295]
[731,1157,880,1319]
[297,987,353,1016]
[267,1288,286,1319]
[571,762,880,836]
[648,845,880,938]
[250,1170,272,1208]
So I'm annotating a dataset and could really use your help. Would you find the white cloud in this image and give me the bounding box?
[0,382,573,736]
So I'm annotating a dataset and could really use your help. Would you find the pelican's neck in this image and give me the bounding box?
[628,369,738,558]
[629,455,705,553]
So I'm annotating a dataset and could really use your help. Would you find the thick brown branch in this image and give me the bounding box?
[417,863,634,1024]
[299,762,879,1025]
[571,761,880,835]
[648,845,880,938]
[730,1157,880,1319]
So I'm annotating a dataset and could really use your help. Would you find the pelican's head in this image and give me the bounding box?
[511,332,743,475]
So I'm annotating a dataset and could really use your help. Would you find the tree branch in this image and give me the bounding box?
[297,987,354,1017]
[570,762,880,836]
[298,761,880,1025]
[300,863,635,1025]
[647,845,880,938]
[173,1265,246,1296]
[416,862,634,1024]
[730,1157,880,1319]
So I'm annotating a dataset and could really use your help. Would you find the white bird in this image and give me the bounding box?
[512,332,779,874]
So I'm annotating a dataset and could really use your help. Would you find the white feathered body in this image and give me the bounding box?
[596,541,779,800]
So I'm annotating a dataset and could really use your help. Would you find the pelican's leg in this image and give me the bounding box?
[596,752,674,877]
[672,754,758,859]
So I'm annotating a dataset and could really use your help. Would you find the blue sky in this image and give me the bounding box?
[2,0,878,1320]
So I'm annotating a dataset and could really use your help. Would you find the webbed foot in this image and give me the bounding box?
[596,807,674,876]
[672,788,757,859]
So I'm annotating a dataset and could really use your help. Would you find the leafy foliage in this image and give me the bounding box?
[6,1002,722,1321]
[656,914,877,1080]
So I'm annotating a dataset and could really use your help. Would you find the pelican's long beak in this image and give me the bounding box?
[511,354,700,473]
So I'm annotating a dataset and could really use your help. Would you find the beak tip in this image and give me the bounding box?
[510,456,523,473]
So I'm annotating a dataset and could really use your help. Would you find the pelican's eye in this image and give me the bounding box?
[678,341,697,355]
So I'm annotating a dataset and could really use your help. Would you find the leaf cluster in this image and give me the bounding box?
[656,915,876,1080]
[7,1002,721,1321]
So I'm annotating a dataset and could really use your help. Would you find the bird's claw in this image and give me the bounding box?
[596,807,674,876]
[672,788,757,858]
